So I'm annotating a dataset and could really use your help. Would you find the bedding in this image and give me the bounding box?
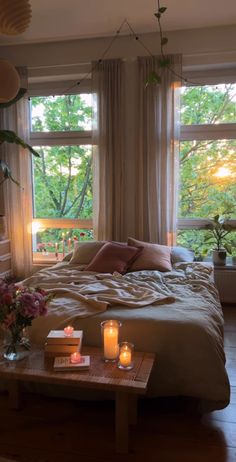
[22,261,230,412]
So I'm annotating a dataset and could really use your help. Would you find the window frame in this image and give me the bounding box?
[29,81,93,263]
[178,73,236,231]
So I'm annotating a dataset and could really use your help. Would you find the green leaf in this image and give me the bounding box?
[158,57,170,68]
[159,7,167,13]
[145,71,162,87]
[0,130,40,157]
[0,160,20,186]
[161,37,168,46]
[154,12,161,19]
[0,88,27,109]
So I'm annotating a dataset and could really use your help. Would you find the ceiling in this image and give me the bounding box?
[0,0,236,46]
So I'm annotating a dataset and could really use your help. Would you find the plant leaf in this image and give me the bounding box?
[154,12,161,19]
[0,130,40,157]
[161,37,168,46]
[0,160,20,186]
[159,7,167,13]
[158,57,170,68]
[145,71,162,87]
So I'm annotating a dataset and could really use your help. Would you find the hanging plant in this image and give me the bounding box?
[0,129,40,185]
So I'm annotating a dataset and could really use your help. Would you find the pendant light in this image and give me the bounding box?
[0,59,20,103]
[0,0,32,36]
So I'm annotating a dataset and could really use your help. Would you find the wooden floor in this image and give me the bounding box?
[0,305,235,462]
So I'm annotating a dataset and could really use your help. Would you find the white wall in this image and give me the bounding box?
[0,25,236,69]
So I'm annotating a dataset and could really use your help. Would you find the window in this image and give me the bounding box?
[30,93,93,263]
[177,82,236,257]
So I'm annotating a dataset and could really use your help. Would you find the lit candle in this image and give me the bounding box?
[68,238,71,251]
[62,235,65,257]
[119,349,131,367]
[64,325,74,337]
[55,242,58,251]
[118,342,134,370]
[103,323,119,360]
[70,352,81,364]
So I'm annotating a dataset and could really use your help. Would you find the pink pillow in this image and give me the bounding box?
[84,241,143,274]
[127,237,172,272]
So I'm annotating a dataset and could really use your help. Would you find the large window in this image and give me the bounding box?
[178,83,236,257]
[30,93,93,263]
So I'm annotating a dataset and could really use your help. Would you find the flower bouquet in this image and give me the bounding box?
[0,279,51,361]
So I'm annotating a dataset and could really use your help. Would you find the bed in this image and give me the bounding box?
[21,241,230,412]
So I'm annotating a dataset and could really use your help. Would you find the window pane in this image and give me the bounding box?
[32,228,94,263]
[30,94,92,132]
[177,229,236,260]
[181,84,236,125]
[179,139,236,219]
[33,145,93,219]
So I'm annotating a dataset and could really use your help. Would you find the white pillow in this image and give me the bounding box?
[70,241,106,265]
[171,246,195,263]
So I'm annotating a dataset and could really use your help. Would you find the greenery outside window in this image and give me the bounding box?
[30,92,93,264]
[178,82,236,258]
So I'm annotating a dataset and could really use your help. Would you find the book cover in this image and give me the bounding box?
[44,343,81,353]
[46,330,83,346]
[53,355,90,371]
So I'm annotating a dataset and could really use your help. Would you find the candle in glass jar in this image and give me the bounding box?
[64,325,74,337]
[70,352,81,363]
[119,348,132,367]
[103,323,119,360]
[118,342,134,370]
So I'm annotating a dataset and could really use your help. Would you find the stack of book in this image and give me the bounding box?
[44,330,83,358]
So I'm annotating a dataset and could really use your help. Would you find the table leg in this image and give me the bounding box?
[115,391,129,453]
[128,394,137,425]
[8,380,21,409]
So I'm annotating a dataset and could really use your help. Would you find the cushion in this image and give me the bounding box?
[84,241,143,274]
[127,237,172,272]
[62,251,73,262]
[171,246,195,263]
[70,241,106,265]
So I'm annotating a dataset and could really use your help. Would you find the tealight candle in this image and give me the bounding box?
[70,352,81,364]
[118,342,134,370]
[64,325,74,337]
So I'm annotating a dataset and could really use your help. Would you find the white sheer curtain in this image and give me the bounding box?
[136,55,182,245]
[0,68,33,278]
[92,59,125,241]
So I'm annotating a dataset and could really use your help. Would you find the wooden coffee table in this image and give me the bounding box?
[0,346,155,454]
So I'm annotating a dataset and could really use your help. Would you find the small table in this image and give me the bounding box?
[0,346,155,454]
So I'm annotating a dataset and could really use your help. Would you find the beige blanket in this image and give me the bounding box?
[22,264,175,342]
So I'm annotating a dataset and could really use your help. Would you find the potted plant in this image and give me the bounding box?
[205,214,232,266]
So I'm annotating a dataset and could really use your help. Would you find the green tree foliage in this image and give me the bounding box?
[31,94,93,250]
[31,94,93,220]
[178,84,236,256]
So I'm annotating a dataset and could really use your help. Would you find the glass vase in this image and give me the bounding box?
[3,328,30,361]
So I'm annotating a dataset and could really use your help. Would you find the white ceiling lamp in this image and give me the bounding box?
[0,0,32,36]
[0,59,20,103]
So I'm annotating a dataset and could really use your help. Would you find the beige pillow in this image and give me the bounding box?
[70,241,106,265]
[127,237,172,272]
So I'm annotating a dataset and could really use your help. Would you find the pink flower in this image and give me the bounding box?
[2,293,13,305]
[0,278,50,334]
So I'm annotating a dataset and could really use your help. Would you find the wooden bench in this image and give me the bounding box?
[0,346,155,454]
